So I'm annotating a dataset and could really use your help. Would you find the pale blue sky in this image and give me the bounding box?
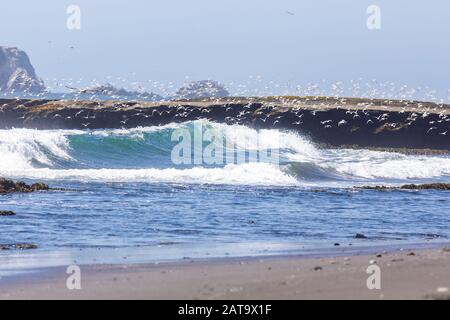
[1,0,449,99]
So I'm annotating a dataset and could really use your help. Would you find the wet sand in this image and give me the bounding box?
[1,247,449,300]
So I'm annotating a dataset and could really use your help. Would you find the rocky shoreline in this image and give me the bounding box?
[1,96,450,150]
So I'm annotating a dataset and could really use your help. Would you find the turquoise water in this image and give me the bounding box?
[1,121,450,271]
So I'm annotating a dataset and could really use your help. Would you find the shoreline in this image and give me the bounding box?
[1,246,449,300]
[1,239,449,275]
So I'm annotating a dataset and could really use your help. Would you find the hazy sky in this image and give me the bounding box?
[1,0,449,99]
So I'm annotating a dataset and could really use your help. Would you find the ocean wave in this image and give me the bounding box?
[1,121,450,185]
[0,128,75,169]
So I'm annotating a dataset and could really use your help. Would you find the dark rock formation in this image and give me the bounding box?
[0,46,46,94]
[0,243,38,250]
[77,83,163,101]
[358,183,450,191]
[355,233,368,239]
[0,210,16,216]
[0,178,49,194]
[400,183,450,190]
[0,96,449,150]
[175,80,230,100]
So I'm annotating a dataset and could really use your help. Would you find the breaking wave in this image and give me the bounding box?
[1,120,450,186]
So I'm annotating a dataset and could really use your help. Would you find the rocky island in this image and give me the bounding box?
[0,46,46,94]
[174,80,230,100]
[75,83,163,101]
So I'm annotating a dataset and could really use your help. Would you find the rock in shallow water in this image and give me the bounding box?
[400,183,450,190]
[0,210,16,216]
[0,178,49,194]
[357,183,450,191]
[0,243,38,250]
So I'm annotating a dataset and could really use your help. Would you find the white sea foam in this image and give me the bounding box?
[0,163,298,186]
[330,156,450,179]
[0,128,75,169]
[206,121,319,156]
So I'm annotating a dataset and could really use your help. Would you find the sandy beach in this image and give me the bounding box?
[1,247,449,300]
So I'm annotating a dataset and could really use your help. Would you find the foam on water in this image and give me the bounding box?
[0,128,75,169]
[0,163,296,186]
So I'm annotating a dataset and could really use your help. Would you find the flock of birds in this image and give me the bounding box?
[1,78,450,136]
[3,76,450,104]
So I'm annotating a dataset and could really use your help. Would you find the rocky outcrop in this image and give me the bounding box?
[0,243,38,250]
[358,183,450,191]
[0,46,46,94]
[0,210,16,216]
[77,83,163,101]
[0,178,49,194]
[175,80,230,100]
